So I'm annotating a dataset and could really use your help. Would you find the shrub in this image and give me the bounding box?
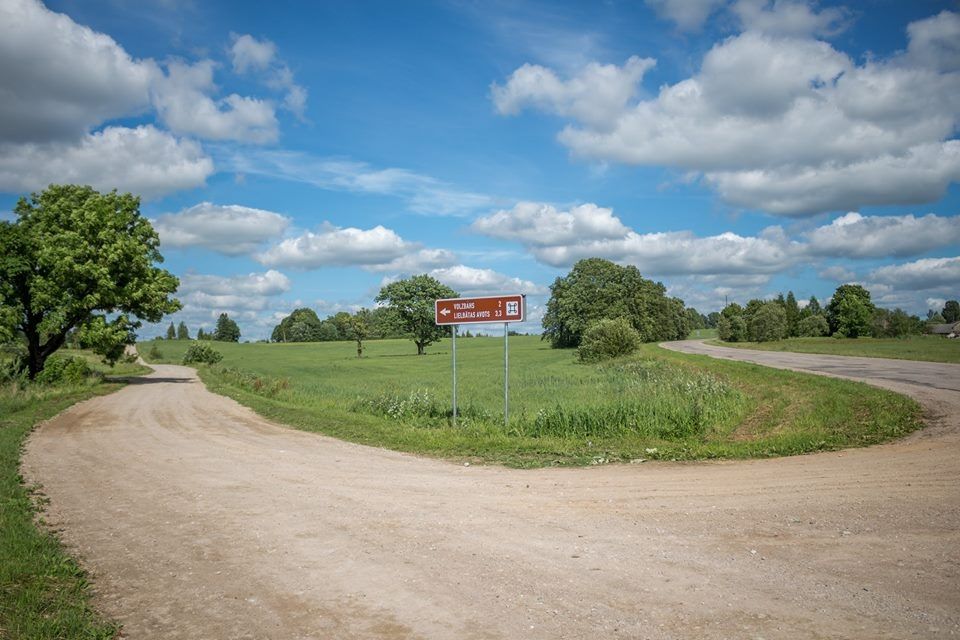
[35,356,95,385]
[182,343,223,365]
[0,346,27,382]
[717,315,747,342]
[797,314,829,337]
[748,302,787,342]
[577,317,641,363]
[147,344,163,361]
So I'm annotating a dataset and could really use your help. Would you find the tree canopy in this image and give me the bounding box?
[376,275,457,355]
[827,284,875,338]
[213,313,241,342]
[271,307,324,342]
[943,300,960,323]
[541,258,688,348]
[0,185,180,378]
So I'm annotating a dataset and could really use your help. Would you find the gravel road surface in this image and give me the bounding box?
[21,344,960,639]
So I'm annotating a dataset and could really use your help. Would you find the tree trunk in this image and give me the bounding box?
[416,341,425,355]
[24,326,43,380]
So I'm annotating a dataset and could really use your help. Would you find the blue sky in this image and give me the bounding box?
[1,0,958,339]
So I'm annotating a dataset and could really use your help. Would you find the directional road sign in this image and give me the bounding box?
[435,294,525,325]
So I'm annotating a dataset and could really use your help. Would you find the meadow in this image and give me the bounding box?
[709,335,960,364]
[141,335,921,467]
[0,354,145,639]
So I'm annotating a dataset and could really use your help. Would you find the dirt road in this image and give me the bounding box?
[21,345,960,639]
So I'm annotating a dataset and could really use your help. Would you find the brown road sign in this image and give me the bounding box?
[435,294,525,325]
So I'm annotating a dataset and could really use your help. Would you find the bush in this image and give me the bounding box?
[147,344,163,361]
[717,315,747,342]
[0,345,27,382]
[797,314,829,337]
[34,355,96,385]
[182,343,223,365]
[748,302,787,342]
[577,317,641,363]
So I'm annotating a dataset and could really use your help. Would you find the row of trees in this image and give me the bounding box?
[162,313,240,342]
[271,275,458,357]
[717,284,938,343]
[271,259,696,357]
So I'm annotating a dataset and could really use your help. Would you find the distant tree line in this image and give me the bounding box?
[717,284,945,343]
[159,313,241,343]
[271,274,458,357]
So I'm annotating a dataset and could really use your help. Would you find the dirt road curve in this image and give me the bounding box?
[22,344,960,639]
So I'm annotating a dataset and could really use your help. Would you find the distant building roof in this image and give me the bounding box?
[929,322,960,335]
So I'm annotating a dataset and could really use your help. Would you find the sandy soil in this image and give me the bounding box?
[21,342,960,639]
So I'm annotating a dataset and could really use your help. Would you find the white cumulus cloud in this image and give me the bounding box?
[732,0,850,38]
[152,59,278,144]
[805,212,960,258]
[258,223,421,269]
[869,256,960,290]
[152,202,291,255]
[428,265,547,296]
[492,56,655,129]
[230,33,277,73]
[494,10,960,216]
[0,125,213,199]
[471,202,630,246]
[645,0,726,32]
[472,201,800,274]
[0,0,156,142]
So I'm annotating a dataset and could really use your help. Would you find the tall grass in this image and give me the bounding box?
[0,378,120,639]
[141,336,922,466]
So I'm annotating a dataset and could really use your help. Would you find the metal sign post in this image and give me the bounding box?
[435,294,525,427]
[451,324,457,427]
[504,323,509,426]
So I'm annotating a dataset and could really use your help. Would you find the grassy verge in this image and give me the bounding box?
[141,337,922,467]
[706,335,960,364]
[0,381,120,639]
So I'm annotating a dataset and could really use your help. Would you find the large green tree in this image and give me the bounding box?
[376,275,457,355]
[542,258,689,348]
[213,313,241,342]
[272,307,324,342]
[943,300,960,323]
[827,284,875,338]
[0,185,180,378]
[177,321,190,340]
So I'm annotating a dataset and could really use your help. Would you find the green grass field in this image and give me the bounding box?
[0,350,145,639]
[141,336,921,467]
[708,335,960,364]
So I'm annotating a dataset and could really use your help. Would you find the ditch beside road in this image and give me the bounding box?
[21,345,960,639]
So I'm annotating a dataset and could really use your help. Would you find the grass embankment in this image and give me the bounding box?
[0,354,144,639]
[708,335,960,364]
[142,336,921,467]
